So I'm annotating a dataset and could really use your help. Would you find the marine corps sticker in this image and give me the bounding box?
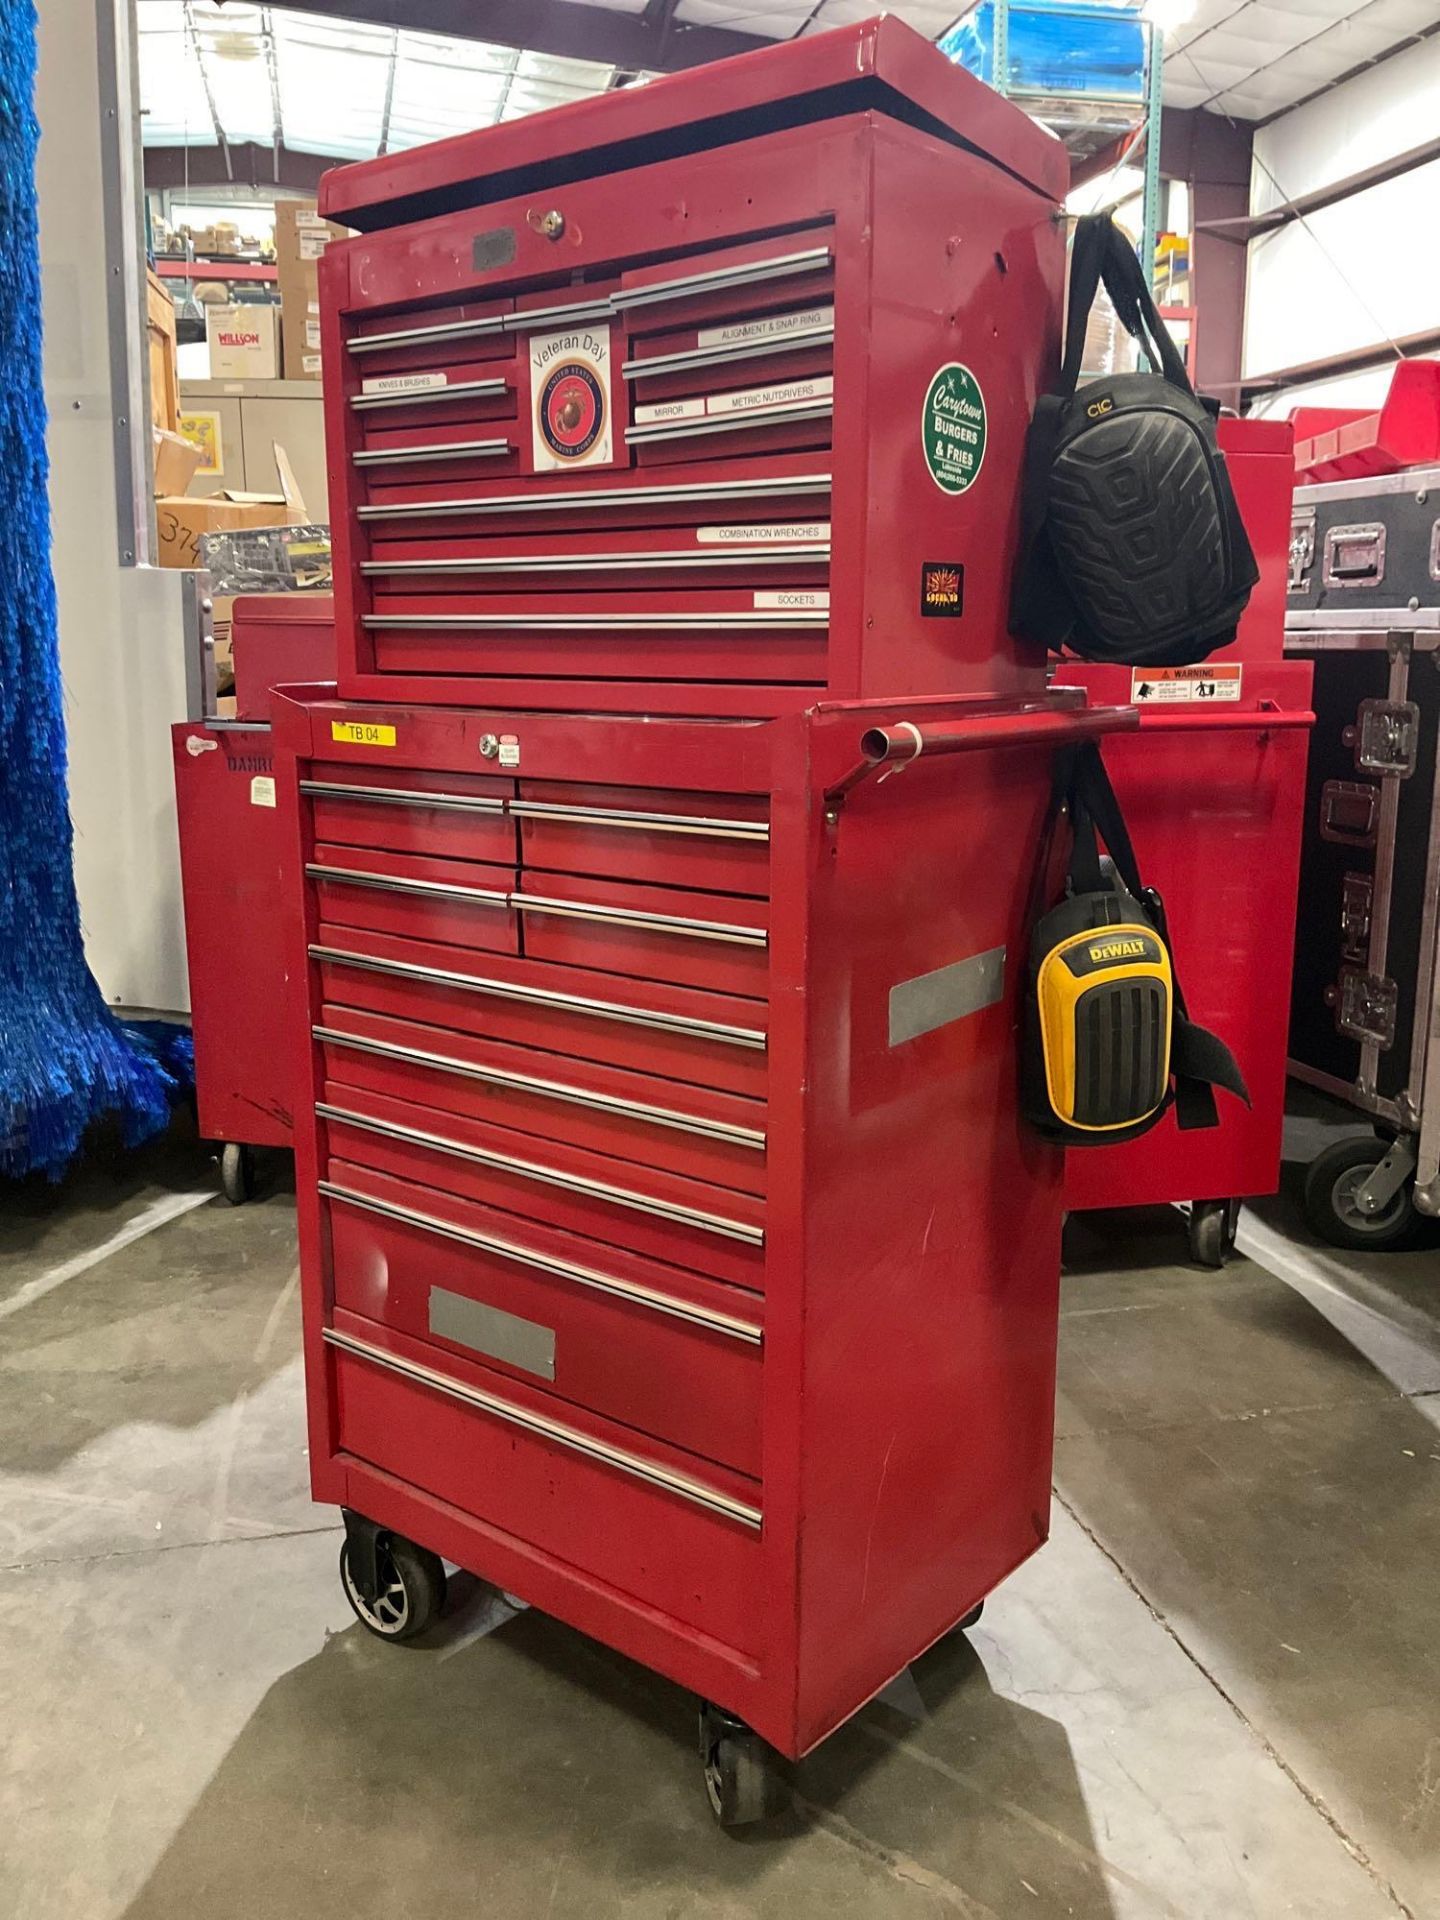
[530,326,614,471]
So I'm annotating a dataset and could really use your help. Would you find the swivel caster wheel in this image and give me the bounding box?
[219,1141,255,1206]
[699,1704,783,1829]
[340,1525,447,1643]
[1303,1136,1418,1252]
[1188,1197,1240,1269]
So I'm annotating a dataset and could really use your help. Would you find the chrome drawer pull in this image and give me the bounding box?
[360,544,830,577]
[510,800,769,843]
[363,610,827,630]
[323,1326,762,1527]
[300,779,506,816]
[621,323,835,382]
[314,1026,766,1149]
[307,863,510,910]
[351,377,511,412]
[611,246,832,313]
[353,438,512,468]
[503,297,617,333]
[348,313,509,355]
[626,400,833,446]
[513,891,767,948]
[356,473,832,523]
[308,943,767,1050]
[320,1181,764,1340]
[316,1102,765,1245]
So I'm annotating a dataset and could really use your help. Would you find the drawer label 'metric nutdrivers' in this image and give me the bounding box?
[634,375,833,428]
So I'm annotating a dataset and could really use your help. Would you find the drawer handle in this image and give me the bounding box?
[355,472,832,523]
[316,1101,765,1246]
[504,296,617,333]
[351,377,511,412]
[360,544,830,577]
[626,400,833,446]
[315,1026,766,1149]
[362,610,828,630]
[300,779,506,816]
[309,943,767,1050]
[510,800,768,843]
[611,246,832,313]
[513,891,767,948]
[323,1325,762,1528]
[621,322,835,382]
[353,438,513,468]
[320,1180,764,1341]
[348,313,510,355]
[307,863,511,910]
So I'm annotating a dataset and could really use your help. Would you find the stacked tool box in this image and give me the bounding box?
[271,18,1135,1816]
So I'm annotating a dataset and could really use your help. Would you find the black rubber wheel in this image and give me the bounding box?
[957,1600,985,1632]
[220,1141,255,1206]
[699,1706,781,1829]
[340,1534,447,1643]
[1303,1137,1417,1252]
[1188,1198,1240,1269]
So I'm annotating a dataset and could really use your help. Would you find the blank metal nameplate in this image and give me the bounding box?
[888,946,1006,1047]
[428,1287,556,1381]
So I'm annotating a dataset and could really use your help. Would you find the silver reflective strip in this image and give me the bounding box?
[362,610,827,629]
[611,246,832,311]
[316,1101,764,1245]
[510,800,768,842]
[314,1026,766,1148]
[323,1326,762,1527]
[306,864,510,909]
[308,943,767,1050]
[625,400,833,445]
[360,544,829,576]
[353,438,512,467]
[320,1180,764,1341]
[512,891,766,947]
[299,780,505,816]
[348,313,509,354]
[428,1286,556,1380]
[351,378,510,411]
[355,473,832,523]
[622,323,835,380]
[889,946,1008,1047]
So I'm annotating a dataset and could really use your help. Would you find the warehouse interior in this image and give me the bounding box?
[7,1,1440,1915]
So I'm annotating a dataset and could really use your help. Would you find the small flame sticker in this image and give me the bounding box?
[920,561,965,617]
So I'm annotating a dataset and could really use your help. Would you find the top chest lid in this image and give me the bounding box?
[318,15,1066,234]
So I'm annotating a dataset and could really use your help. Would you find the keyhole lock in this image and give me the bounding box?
[478,733,500,760]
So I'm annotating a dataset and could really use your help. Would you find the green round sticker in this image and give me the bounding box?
[922,362,987,495]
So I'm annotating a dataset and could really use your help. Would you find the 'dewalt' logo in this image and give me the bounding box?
[1089,936,1148,964]
[920,561,965,618]
[538,357,606,462]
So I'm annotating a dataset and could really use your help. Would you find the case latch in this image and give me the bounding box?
[1329,967,1398,1048]
[1319,779,1380,847]
[1322,521,1386,588]
[1346,698,1420,777]
[1288,506,1315,593]
[1340,872,1372,963]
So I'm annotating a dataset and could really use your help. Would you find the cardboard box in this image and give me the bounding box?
[281,296,324,381]
[152,426,202,497]
[274,200,344,382]
[154,495,290,570]
[206,302,280,380]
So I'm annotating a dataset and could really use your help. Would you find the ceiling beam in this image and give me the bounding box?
[257,0,772,73]
[1196,132,1440,244]
[144,142,334,193]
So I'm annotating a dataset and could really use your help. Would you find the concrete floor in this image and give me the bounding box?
[2,1103,1436,1919]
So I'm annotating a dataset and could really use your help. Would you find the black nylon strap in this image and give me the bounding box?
[1061,214,1194,400]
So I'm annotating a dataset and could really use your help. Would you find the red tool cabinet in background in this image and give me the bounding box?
[1062,421,1315,1265]
[271,18,1142,1820]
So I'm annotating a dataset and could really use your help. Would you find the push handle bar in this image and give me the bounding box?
[1133,702,1315,734]
[828,702,1137,803]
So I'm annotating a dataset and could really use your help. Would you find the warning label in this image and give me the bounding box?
[1130,665,1243,704]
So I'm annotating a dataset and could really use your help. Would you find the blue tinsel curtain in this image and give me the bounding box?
[1,0,183,1177]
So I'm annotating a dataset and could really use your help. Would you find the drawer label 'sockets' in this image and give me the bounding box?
[361,371,448,396]
[923,363,987,495]
[696,522,830,545]
[755,590,829,610]
[696,304,833,349]
[1131,664,1243,703]
[531,326,614,471]
[330,720,397,747]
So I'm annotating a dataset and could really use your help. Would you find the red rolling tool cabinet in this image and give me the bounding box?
[172,595,335,1200]
[1061,421,1315,1265]
[272,17,1137,1821]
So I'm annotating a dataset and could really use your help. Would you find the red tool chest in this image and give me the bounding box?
[1061,422,1315,1264]
[275,18,1137,1820]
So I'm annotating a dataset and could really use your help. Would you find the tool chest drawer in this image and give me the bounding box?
[314,1005,767,1195]
[300,762,516,863]
[328,1319,762,1647]
[323,1164,763,1474]
[316,1082,766,1288]
[514,870,768,996]
[310,932,769,1097]
[308,844,519,954]
[515,781,769,896]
